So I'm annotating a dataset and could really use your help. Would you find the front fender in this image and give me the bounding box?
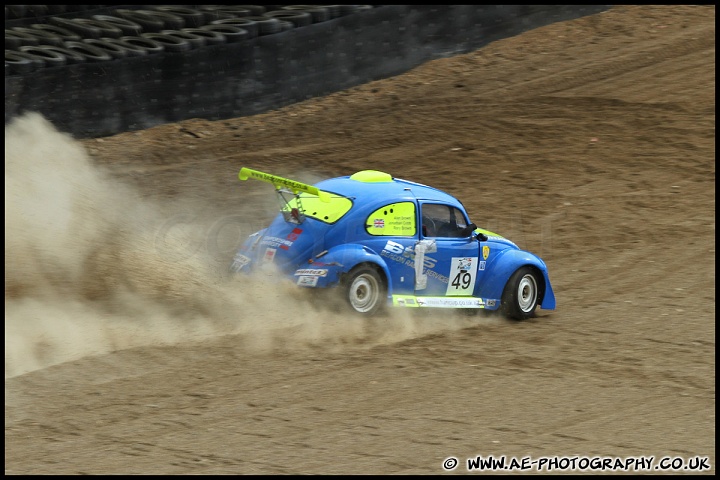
[477,249,555,309]
[303,243,392,291]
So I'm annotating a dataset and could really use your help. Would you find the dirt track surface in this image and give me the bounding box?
[5,5,715,474]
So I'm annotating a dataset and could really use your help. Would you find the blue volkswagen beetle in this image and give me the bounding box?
[231,167,555,320]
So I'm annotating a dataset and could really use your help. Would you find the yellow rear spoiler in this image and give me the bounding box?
[239,167,330,203]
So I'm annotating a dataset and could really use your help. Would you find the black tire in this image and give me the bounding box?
[500,266,540,321]
[73,19,124,39]
[13,27,64,47]
[119,36,164,55]
[343,264,387,316]
[98,38,148,57]
[33,45,87,64]
[5,29,39,49]
[211,6,255,18]
[199,25,250,43]
[82,38,130,59]
[18,45,67,67]
[161,30,206,49]
[5,49,43,75]
[140,33,191,53]
[242,16,282,35]
[281,5,332,23]
[134,10,186,30]
[114,9,165,33]
[180,28,227,46]
[62,41,114,63]
[278,21,295,32]
[91,15,144,36]
[263,10,313,28]
[28,24,81,44]
[236,5,268,16]
[210,18,259,38]
[49,17,103,39]
[196,6,239,23]
[151,6,205,28]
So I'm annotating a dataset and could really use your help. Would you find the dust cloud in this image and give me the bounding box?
[5,113,487,379]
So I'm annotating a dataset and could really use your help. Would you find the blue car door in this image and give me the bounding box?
[416,202,484,299]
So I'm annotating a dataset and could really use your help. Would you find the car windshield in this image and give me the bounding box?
[282,191,353,224]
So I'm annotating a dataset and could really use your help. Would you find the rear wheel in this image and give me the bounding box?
[343,265,386,315]
[501,267,540,320]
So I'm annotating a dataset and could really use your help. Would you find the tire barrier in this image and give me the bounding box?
[11,26,64,47]
[28,24,81,44]
[199,25,251,43]
[113,9,165,33]
[151,6,205,29]
[31,44,87,64]
[72,18,124,39]
[281,6,332,24]
[161,30,208,50]
[140,32,191,53]
[6,5,612,138]
[263,10,313,28]
[5,28,39,49]
[179,28,227,46]
[118,36,164,55]
[18,44,66,67]
[82,38,132,59]
[135,10,186,30]
[279,21,295,32]
[201,6,255,19]
[5,49,43,74]
[236,5,269,16]
[209,18,259,39]
[62,41,113,63]
[196,6,240,23]
[48,17,103,39]
[241,16,283,36]
[91,15,143,36]
[99,38,150,57]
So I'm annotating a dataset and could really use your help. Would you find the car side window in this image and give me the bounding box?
[365,202,416,236]
[422,203,469,238]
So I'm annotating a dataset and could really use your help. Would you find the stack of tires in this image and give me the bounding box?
[5,5,375,75]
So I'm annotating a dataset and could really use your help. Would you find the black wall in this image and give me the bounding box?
[5,5,612,139]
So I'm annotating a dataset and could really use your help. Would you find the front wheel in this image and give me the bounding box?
[343,265,387,316]
[501,267,540,321]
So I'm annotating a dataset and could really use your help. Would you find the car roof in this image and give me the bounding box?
[314,170,463,207]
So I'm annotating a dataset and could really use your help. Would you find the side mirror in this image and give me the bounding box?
[465,224,489,241]
[460,223,477,238]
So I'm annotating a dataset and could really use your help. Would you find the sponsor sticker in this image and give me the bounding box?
[297,276,319,287]
[294,269,328,277]
[263,248,277,263]
[446,257,478,295]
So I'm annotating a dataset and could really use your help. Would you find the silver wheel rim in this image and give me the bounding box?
[517,274,538,313]
[349,273,380,313]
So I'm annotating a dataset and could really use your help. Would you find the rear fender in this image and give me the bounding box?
[302,243,392,290]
